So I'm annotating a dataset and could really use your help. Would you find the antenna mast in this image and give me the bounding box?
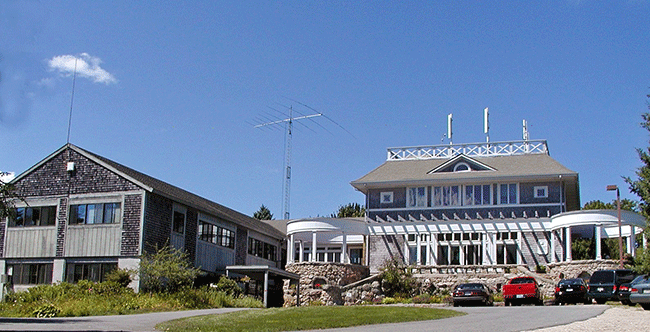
[484,107,490,143]
[66,58,78,144]
[255,107,322,219]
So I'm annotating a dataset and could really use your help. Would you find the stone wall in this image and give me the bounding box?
[284,262,369,306]
[284,260,620,306]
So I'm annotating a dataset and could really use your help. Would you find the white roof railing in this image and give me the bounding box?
[387,140,549,160]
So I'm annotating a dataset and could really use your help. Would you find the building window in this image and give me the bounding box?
[69,203,120,225]
[10,206,56,227]
[453,162,471,172]
[497,244,518,264]
[248,238,277,261]
[464,185,491,206]
[499,184,518,205]
[172,211,185,234]
[8,263,53,285]
[407,187,427,207]
[380,192,394,204]
[433,186,460,206]
[198,220,235,249]
[65,262,117,283]
[496,232,518,240]
[534,186,548,198]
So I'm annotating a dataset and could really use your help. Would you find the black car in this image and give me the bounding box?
[620,275,645,305]
[452,283,494,307]
[587,269,635,304]
[555,278,589,305]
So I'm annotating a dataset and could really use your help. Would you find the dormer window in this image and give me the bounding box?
[453,162,471,172]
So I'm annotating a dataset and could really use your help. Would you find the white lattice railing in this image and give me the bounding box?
[386,140,548,160]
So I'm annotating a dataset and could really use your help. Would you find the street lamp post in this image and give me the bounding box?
[606,185,624,268]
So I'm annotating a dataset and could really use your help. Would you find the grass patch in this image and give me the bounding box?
[0,281,263,317]
[157,305,464,332]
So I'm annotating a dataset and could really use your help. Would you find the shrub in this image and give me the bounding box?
[214,276,242,296]
[105,268,133,288]
[32,303,60,318]
[379,258,416,298]
[139,245,200,293]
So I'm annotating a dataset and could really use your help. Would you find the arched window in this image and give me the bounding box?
[453,162,471,172]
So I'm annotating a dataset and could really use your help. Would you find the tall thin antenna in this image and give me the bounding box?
[447,113,453,145]
[66,58,78,144]
[484,107,490,143]
[255,105,323,219]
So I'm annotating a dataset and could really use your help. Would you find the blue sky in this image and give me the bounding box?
[1,1,649,218]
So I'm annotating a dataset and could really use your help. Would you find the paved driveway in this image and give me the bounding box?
[0,305,608,332]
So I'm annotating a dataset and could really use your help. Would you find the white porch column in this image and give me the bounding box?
[551,230,557,263]
[426,233,432,265]
[341,232,348,264]
[644,233,648,250]
[403,235,409,265]
[416,233,422,265]
[517,231,523,265]
[595,225,602,260]
[628,226,634,256]
[53,259,66,284]
[289,234,295,263]
[365,235,370,266]
[299,240,304,262]
[311,232,318,262]
[565,227,572,262]
[431,234,438,266]
[491,233,497,265]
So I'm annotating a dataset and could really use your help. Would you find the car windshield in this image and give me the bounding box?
[511,278,534,284]
[590,271,614,283]
[632,275,650,285]
[559,279,583,286]
[457,283,483,290]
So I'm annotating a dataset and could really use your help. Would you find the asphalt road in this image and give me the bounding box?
[0,305,608,332]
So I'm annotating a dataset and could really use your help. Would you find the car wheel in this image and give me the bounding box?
[621,300,631,305]
[504,299,510,306]
[596,299,607,305]
[453,302,459,307]
[641,304,650,311]
[583,300,591,305]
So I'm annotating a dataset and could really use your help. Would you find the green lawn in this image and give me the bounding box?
[156,305,464,332]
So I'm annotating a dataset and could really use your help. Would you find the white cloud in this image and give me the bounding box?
[0,172,16,183]
[47,53,117,84]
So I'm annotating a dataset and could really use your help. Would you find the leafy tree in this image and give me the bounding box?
[253,204,274,220]
[139,245,201,293]
[582,199,638,261]
[0,172,21,219]
[330,203,365,218]
[624,98,650,274]
[582,199,638,211]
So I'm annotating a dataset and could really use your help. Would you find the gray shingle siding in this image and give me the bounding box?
[142,193,173,254]
[368,234,405,273]
[121,193,143,257]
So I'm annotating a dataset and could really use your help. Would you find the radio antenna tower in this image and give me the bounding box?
[254,105,323,219]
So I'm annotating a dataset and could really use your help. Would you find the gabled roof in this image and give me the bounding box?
[14,144,285,240]
[427,154,496,174]
[351,153,578,191]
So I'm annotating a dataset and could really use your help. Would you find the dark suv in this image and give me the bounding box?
[587,269,635,304]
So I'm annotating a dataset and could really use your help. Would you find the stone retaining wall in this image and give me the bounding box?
[284,260,621,305]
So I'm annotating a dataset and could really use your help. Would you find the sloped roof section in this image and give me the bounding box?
[351,153,578,190]
[59,144,285,240]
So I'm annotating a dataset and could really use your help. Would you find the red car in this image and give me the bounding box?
[503,277,544,306]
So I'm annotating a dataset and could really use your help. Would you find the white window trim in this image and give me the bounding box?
[498,183,519,205]
[534,186,548,198]
[407,187,428,208]
[380,191,394,204]
[172,204,187,235]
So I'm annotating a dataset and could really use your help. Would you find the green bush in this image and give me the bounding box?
[379,258,416,298]
[139,245,200,293]
[105,268,133,288]
[214,276,242,296]
[32,303,60,318]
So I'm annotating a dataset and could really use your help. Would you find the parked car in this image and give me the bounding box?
[630,274,650,310]
[452,283,494,307]
[554,278,589,305]
[503,276,543,306]
[587,269,635,304]
[618,274,644,305]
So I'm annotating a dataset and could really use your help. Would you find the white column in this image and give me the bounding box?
[365,235,370,266]
[491,233,497,265]
[416,233,422,265]
[644,233,648,251]
[426,233,432,265]
[403,235,409,265]
[517,231,522,264]
[628,226,634,256]
[341,233,348,264]
[263,270,269,308]
[565,227,572,262]
[53,259,66,284]
[311,232,318,262]
[299,240,304,262]
[432,234,439,266]
[551,230,557,263]
[595,225,602,260]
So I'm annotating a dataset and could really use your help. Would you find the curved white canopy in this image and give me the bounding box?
[550,210,646,232]
[286,217,369,236]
